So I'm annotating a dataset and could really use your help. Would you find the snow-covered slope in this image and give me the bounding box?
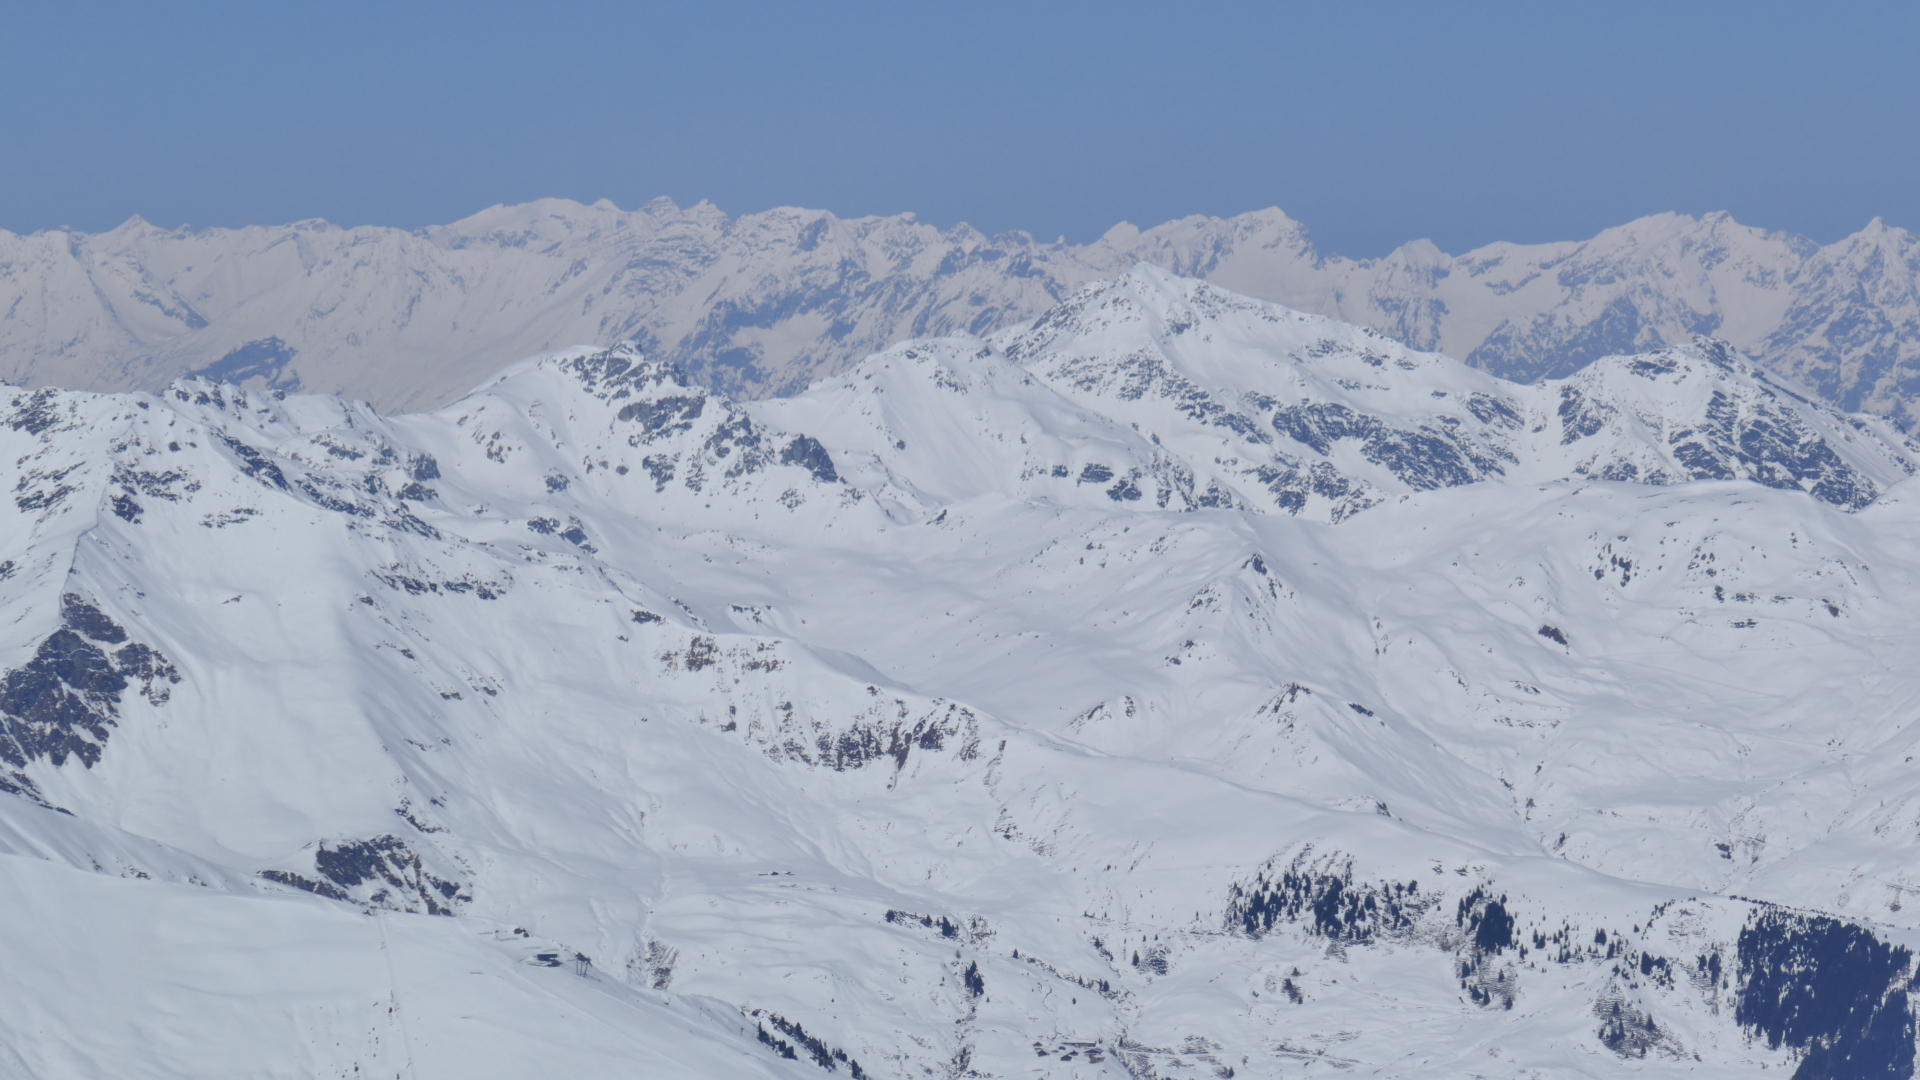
[4,200,1919,422]
[6,274,1920,1077]
[767,270,1920,521]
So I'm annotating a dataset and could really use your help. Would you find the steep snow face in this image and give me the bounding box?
[10,280,1920,1078]
[4,200,1920,422]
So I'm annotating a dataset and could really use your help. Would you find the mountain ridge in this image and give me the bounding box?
[4,198,1919,423]
[7,273,1920,1075]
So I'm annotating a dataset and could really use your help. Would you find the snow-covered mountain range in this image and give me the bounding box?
[4,199,1919,423]
[7,268,1920,1077]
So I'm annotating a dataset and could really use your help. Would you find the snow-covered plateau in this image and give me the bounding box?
[6,268,1920,1078]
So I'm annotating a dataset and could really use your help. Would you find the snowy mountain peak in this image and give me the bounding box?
[1549,337,1920,507]
[8,198,1920,429]
[768,271,1918,525]
[11,274,1920,1077]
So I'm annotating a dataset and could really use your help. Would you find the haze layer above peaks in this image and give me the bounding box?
[4,198,1919,423]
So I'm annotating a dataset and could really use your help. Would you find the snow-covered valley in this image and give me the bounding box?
[5,269,1920,1077]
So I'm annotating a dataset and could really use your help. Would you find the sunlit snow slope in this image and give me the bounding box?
[5,269,1920,1078]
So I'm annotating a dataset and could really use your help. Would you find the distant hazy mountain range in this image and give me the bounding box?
[3,198,1918,420]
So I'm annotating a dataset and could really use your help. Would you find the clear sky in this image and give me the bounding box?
[2,0,1915,256]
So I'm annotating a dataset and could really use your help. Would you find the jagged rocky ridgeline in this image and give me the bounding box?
[7,272,1920,1077]
[766,268,1920,521]
[4,199,1919,425]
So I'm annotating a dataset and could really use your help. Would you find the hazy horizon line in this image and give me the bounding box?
[6,197,1911,266]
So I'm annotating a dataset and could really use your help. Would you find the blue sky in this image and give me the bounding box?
[2,1,1914,255]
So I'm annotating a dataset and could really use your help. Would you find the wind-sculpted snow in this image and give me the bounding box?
[11,277,1920,1077]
